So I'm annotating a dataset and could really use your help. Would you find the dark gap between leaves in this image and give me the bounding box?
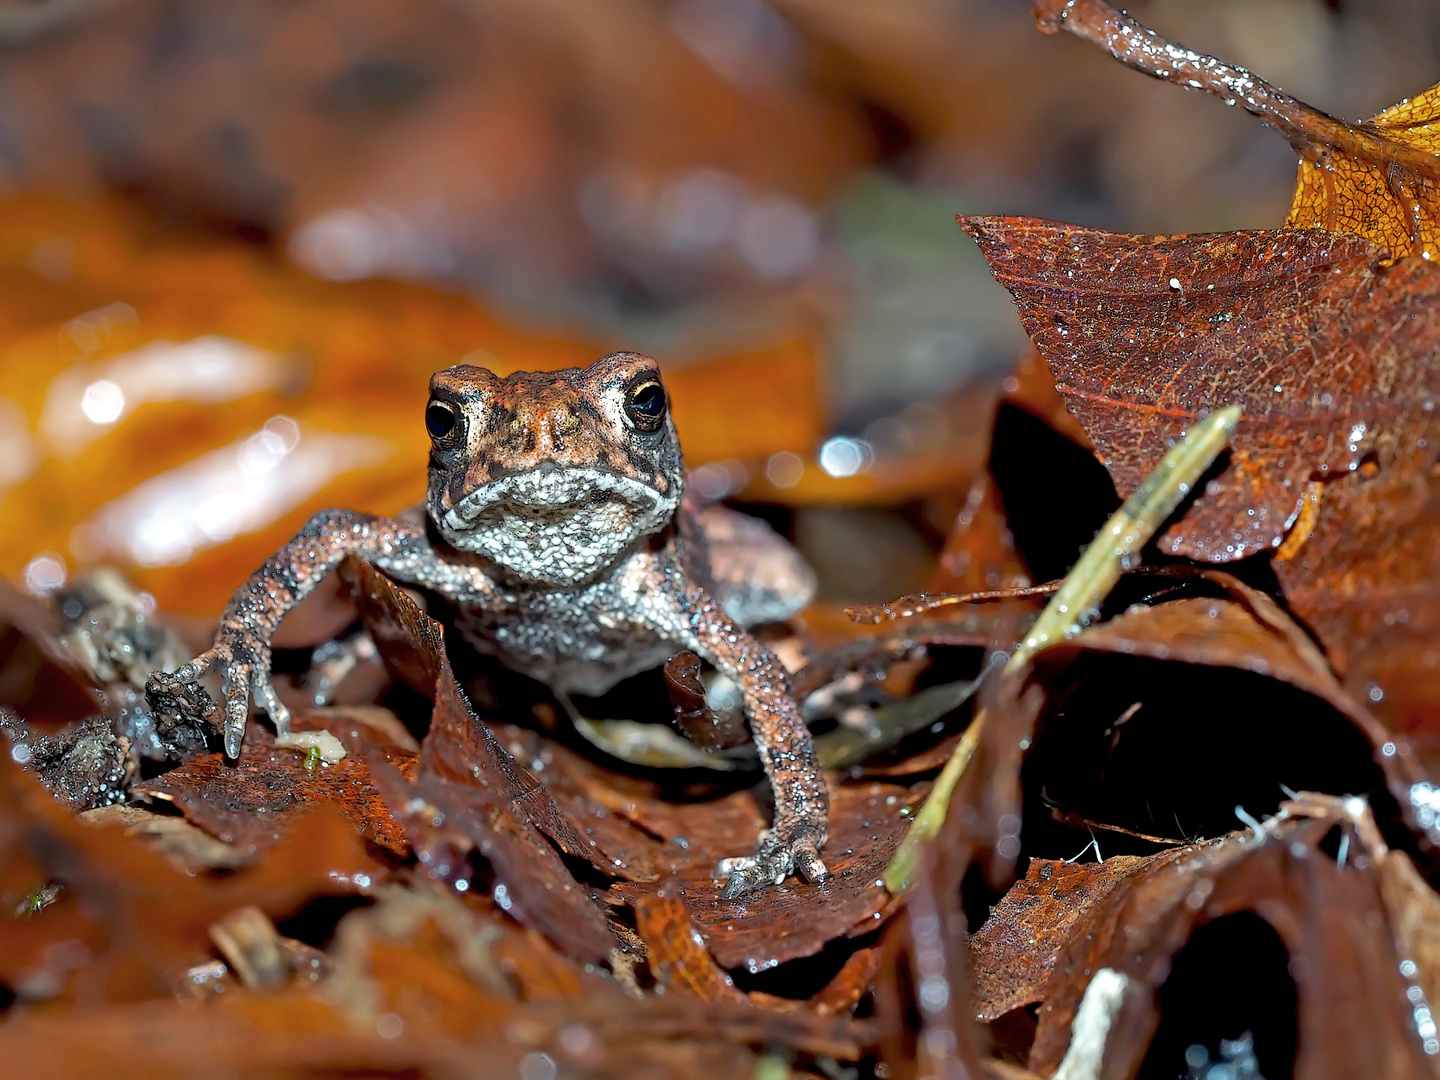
[1019,655,1393,862]
[961,860,1011,937]
[274,894,376,951]
[986,1005,1040,1068]
[377,678,438,745]
[989,402,1119,585]
[1137,912,1298,1080]
[856,96,920,173]
[727,929,880,1000]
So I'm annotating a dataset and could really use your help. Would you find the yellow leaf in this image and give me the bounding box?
[1287,83,1440,260]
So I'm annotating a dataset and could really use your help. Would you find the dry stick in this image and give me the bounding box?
[883,406,1241,894]
[1031,0,1440,183]
[845,581,1064,625]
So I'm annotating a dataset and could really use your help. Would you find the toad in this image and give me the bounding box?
[150,353,828,898]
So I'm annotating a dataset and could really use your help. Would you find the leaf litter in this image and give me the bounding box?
[3,3,1440,1077]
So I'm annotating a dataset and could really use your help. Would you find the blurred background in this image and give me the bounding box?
[0,0,1437,616]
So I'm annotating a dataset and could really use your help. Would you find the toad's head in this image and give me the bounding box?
[424,352,683,586]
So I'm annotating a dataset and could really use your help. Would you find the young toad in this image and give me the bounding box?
[150,353,828,898]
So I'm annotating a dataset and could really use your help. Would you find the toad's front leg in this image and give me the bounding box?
[148,508,440,758]
[650,572,829,898]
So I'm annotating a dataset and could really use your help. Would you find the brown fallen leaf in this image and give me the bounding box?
[486,724,925,972]
[0,579,101,725]
[369,653,622,966]
[0,748,383,1004]
[1046,591,1395,764]
[1028,814,1433,1079]
[208,904,290,988]
[319,548,933,972]
[999,345,1092,450]
[79,804,252,871]
[632,893,749,1003]
[1271,439,1440,793]
[1282,790,1440,1073]
[663,650,750,752]
[1289,86,1440,262]
[325,880,872,1064]
[960,218,1436,563]
[929,471,1038,597]
[869,849,989,1080]
[135,706,418,858]
[607,777,915,971]
[338,555,446,698]
[811,945,883,1016]
[0,957,840,1079]
[970,854,1155,1021]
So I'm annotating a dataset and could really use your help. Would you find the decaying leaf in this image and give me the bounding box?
[0,581,101,725]
[961,219,1435,563]
[134,706,417,858]
[970,854,1155,1021]
[1288,85,1440,261]
[632,893,749,1003]
[0,748,383,1004]
[372,652,623,966]
[1271,439,1440,789]
[930,471,1040,597]
[1023,814,1432,1080]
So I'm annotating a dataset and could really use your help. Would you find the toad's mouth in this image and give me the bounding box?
[439,466,679,584]
[443,466,671,529]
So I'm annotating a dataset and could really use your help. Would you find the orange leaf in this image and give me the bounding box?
[1287,84,1440,261]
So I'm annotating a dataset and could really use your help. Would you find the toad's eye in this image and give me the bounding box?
[426,401,459,442]
[625,381,667,431]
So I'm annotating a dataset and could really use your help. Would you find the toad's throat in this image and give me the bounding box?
[441,466,679,585]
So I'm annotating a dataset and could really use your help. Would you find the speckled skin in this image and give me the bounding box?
[151,352,827,898]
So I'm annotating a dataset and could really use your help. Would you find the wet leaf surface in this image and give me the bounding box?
[1287,83,1440,260]
[373,654,622,965]
[1035,0,1440,262]
[961,218,1436,564]
[135,706,418,858]
[632,893,749,1002]
[1025,816,1432,1080]
[1271,441,1440,782]
[606,778,917,970]
[1049,592,1389,752]
[663,650,750,751]
[970,854,1153,1021]
[930,471,1037,597]
[338,556,446,697]
[0,748,383,1004]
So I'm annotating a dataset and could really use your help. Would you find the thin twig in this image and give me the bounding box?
[1031,0,1440,182]
[883,406,1241,893]
[845,582,1063,625]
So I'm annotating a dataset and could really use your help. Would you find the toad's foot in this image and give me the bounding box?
[716,820,828,900]
[147,637,290,760]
